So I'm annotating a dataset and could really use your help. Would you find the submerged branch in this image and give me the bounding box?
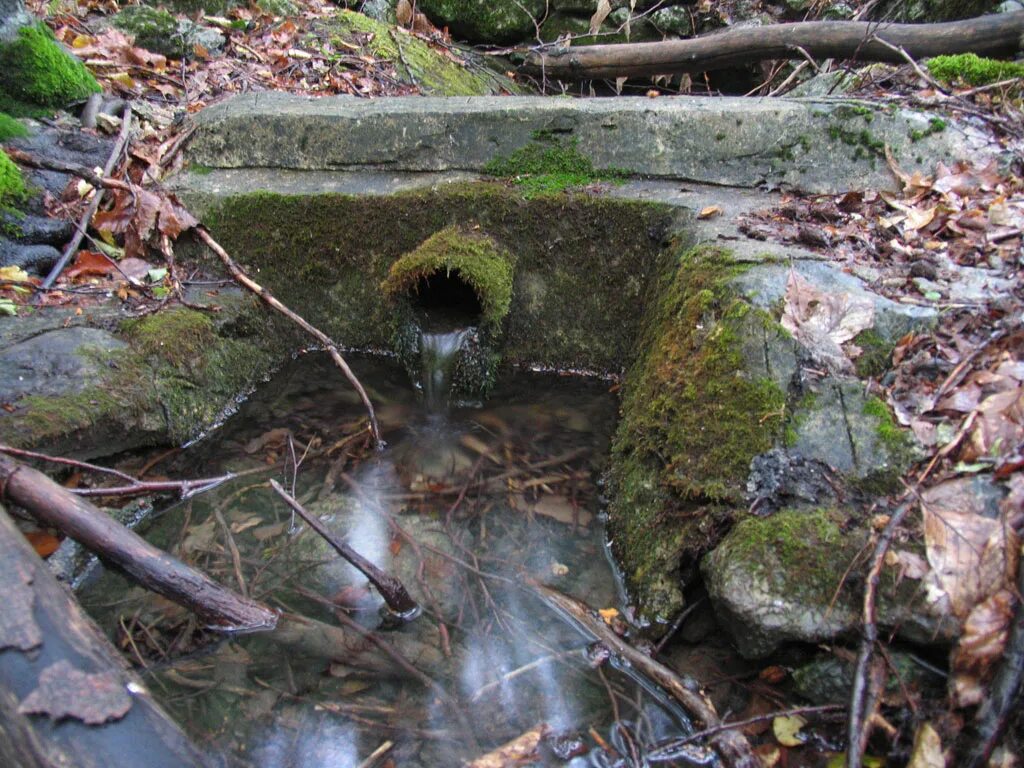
[529,582,760,768]
[269,479,420,618]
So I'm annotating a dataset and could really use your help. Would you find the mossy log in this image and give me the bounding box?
[0,505,210,768]
[523,12,1024,79]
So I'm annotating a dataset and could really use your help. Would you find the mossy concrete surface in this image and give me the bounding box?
[197,183,674,373]
[0,289,290,459]
[0,23,100,115]
[702,507,959,658]
[186,92,996,194]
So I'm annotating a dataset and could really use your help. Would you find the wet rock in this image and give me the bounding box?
[1,211,73,246]
[415,0,545,44]
[6,123,112,202]
[792,653,945,704]
[0,238,60,274]
[702,507,958,658]
[746,448,838,515]
[0,327,127,402]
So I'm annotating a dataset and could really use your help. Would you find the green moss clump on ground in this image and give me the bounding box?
[606,245,787,621]
[0,23,100,115]
[325,11,518,96]
[852,328,894,378]
[927,54,1024,87]
[909,117,947,143]
[485,137,628,197]
[0,149,27,212]
[124,307,217,370]
[381,227,514,329]
[0,113,28,141]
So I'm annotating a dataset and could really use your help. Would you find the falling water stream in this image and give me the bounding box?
[77,350,708,767]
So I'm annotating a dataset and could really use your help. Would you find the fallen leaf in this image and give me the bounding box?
[907,723,944,768]
[772,714,807,747]
[589,0,612,35]
[63,250,118,281]
[952,589,1014,707]
[24,531,61,558]
[698,205,723,219]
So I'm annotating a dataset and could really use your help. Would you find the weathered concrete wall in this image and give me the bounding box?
[186,93,997,194]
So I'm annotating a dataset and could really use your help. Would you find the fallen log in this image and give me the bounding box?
[0,452,278,632]
[523,12,1024,80]
[0,505,211,768]
[529,582,759,768]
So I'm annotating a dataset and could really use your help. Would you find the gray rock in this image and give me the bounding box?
[0,238,60,274]
[186,92,999,195]
[0,0,30,41]
[702,507,958,658]
[1,212,73,246]
[649,6,692,35]
[792,653,944,704]
[0,327,127,403]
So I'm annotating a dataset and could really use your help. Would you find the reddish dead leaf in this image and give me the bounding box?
[18,660,131,724]
[951,589,1015,707]
[24,531,61,558]
[158,195,198,238]
[63,250,118,281]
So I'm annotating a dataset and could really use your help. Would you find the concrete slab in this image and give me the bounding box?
[185,92,996,194]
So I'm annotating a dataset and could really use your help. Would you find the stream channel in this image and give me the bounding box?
[76,311,712,767]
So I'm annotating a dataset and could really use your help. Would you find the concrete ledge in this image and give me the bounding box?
[186,93,995,194]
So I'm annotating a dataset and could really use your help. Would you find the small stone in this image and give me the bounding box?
[909,259,938,279]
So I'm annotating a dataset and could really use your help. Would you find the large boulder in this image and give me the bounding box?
[0,22,99,115]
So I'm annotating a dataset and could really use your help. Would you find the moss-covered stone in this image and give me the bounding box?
[703,506,956,657]
[0,112,28,141]
[415,0,544,44]
[0,148,27,212]
[852,328,893,378]
[202,183,673,373]
[606,245,787,622]
[324,10,519,96]
[926,53,1024,87]
[0,23,100,116]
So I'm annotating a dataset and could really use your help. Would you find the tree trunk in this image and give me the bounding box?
[523,12,1024,79]
[0,505,210,768]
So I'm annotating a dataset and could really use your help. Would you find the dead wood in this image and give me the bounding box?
[529,582,759,768]
[522,12,1024,80]
[0,452,278,632]
[847,500,914,768]
[270,479,420,617]
[0,505,211,768]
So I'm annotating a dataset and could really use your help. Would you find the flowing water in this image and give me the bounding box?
[78,352,707,767]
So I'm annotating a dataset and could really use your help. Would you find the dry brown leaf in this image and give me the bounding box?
[907,722,945,768]
[952,589,1015,707]
[780,269,875,374]
[589,0,613,35]
[468,725,548,768]
[698,204,724,219]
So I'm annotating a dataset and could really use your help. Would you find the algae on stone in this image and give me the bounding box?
[0,23,100,115]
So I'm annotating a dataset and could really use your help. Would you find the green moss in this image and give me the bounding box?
[833,104,875,121]
[112,7,184,59]
[0,24,100,115]
[607,245,787,620]
[485,137,628,198]
[852,329,893,378]
[0,149,27,212]
[927,53,1024,87]
[203,183,673,373]
[381,226,514,329]
[827,124,886,159]
[188,163,215,176]
[909,117,947,142]
[123,307,217,369]
[414,0,543,44]
[725,508,844,600]
[0,113,28,141]
[325,11,517,96]
[862,395,903,451]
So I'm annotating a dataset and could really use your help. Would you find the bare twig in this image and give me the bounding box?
[195,227,382,448]
[39,102,133,290]
[868,34,948,93]
[847,499,915,768]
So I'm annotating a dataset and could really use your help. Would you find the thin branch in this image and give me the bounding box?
[195,227,382,448]
[847,499,915,768]
[39,102,134,290]
[269,480,419,617]
[868,34,948,93]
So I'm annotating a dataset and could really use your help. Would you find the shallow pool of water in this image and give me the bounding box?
[79,353,705,767]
